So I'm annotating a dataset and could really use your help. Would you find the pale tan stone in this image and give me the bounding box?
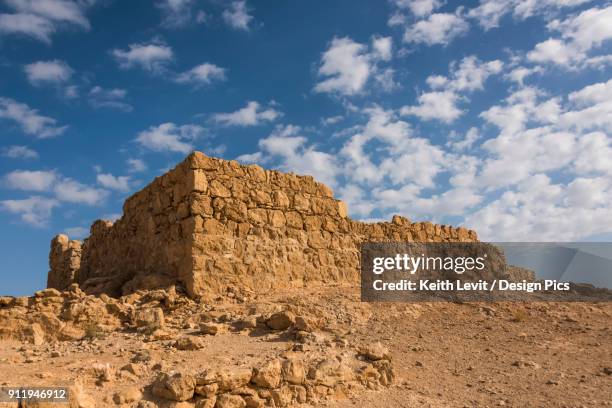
[47,151,479,299]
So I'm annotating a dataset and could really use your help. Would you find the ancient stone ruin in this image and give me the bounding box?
[48,152,478,298]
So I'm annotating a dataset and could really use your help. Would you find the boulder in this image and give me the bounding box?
[152,372,196,401]
[265,311,295,331]
[251,360,282,389]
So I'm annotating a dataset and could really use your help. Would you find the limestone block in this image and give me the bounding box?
[209,180,231,198]
[337,201,348,218]
[268,210,286,228]
[272,190,290,208]
[293,194,310,212]
[188,151,217,170]
[192,169,208,192]
[284,212,303,229]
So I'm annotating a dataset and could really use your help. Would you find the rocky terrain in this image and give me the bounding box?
[2,153,610,407]
[1,284,611,407]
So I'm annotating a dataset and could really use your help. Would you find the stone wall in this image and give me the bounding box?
[47,235,81,290]
[48,152,478,297]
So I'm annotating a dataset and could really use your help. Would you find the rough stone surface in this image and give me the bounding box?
[152,372,196,401]
[47,152,479,298]
[47,234,81,291]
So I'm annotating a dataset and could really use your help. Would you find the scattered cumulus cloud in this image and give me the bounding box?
[401,91,463,123]
[212,101,281,126]
[391,0,442,17]
[136,122,203,153]
[0,97,67,138]
[88,86,132,112]
[156,0,196,27]
[371,36,393,61]
[96,173,130,192]
[0,0,94,43]
[53,178,109,205]
[314,36,395,96]
[175,63,226,86]
[527,6,612,67]
[237,125,339,187]
[403,12,469,46]
[24,60,73,85]
[2,145,38,159]
[0,195,59,226]
[468,0,592,31]
[401,56,502,123]
[321,115,343,126]
[222,1,253,31]
[3,169,57,191]
[126,158,147,173]
[111,42,173,73]
[1,165,115,225]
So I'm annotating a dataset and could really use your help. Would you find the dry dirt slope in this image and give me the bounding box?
[0,285,610,407]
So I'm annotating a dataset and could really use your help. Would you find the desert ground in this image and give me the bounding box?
[0,284,610,408]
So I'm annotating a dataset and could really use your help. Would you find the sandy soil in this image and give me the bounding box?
[0,286,610,407]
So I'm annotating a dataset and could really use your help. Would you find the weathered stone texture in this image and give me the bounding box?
[47,234,82,291]
[48,152,478,297]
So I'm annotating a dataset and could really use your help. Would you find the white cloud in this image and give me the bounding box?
[403,12,470,46]
[314,37,370,96]
[237,125,339,187]
[314,36,394,96]
[1,166,114,226]
[0,13,54,43]
[401,91,463,123]
[127,158,147,173]
[447,127,480,151]
[465,174,612,241]
[468,0,590,31]
[156,0,195,27]
[551,5,612,51]
[467,1,510,30]
[0,0,94,43]
[96,173,130,192]
[136,122,202,153]
[372,36,393,61]
[222,1,253,31]
[111,43,173,73]
[2,145,38,159]
[232,84,612,241]
[24,60,73,85]
[527,38,581,65]
[527,6,612,67]
[505,65,543,85]
[321,115,343,126]
[568,78,612,106]
[88,86,132,112]
[0,195,58,226]
[391,0,442,17]
[0,97,67,138]
[3,169,57,191]
[54,178,109,205]
[3,168,111,204]
[212,101,281,126]
[572,132,612,176]
[443,56,503,91]
[175,63,226,85]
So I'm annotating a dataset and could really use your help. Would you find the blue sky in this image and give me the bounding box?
[1,0,611,295]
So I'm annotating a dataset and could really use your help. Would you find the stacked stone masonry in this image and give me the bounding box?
[48,152,478,297]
